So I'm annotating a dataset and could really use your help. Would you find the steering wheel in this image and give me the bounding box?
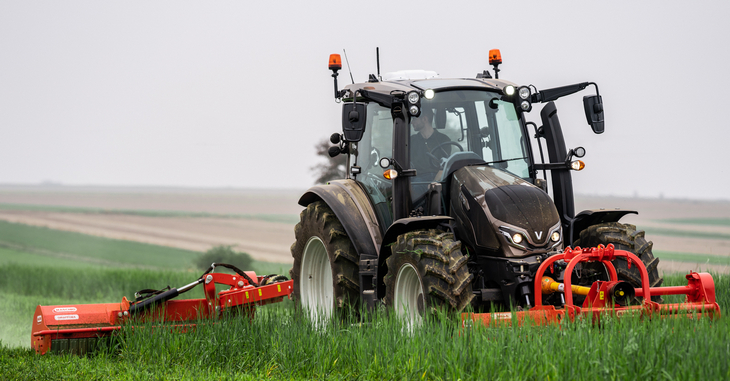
[427,141,464,169]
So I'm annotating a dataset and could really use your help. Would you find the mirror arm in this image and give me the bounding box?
[532,82,597,103]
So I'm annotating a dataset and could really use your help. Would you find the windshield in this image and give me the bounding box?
[409,90,530,199]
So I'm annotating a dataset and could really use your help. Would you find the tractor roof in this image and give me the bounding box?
[343,76,515,98]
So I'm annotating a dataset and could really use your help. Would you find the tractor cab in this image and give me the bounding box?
[340,75,535,232]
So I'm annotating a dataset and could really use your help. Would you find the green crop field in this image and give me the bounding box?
[659,218,730,227]
[0,203,300,224]
[0,222,728,380]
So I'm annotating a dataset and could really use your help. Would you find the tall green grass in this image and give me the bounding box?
[1,268,728,380]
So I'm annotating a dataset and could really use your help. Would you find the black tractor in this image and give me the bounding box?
[290,50,662,323]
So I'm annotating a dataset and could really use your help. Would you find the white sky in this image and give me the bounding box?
[1,1,729,200]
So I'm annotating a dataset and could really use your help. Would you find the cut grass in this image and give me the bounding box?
[0,202,300,224]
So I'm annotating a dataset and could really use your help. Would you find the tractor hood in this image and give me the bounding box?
[450,165,561,257]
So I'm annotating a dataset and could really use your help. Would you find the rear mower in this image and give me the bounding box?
[290,49,721,326]
[32,263,292,355]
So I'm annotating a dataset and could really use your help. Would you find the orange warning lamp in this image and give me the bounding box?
[489,49,502,65]
[329,54,342,72]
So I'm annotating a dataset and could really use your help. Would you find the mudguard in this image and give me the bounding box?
[569,209,637,245]
[298,180,382,261]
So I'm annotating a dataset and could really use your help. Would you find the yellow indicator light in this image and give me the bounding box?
[383,169,398,180]
[245,291,249,299]
[570,160,585,171]
[258,289,262,297]
[277,284,281,293]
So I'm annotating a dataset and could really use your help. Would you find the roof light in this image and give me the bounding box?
[424,89,435,100]
[383,169,398,180]
[518,87,530,100]
[489,49,502,65]
[570,160,585,171]
[328,54,342,71]
[504,86,515,96]
[407,91,420,104]
[409,105,419,116]
[520,101,531,111]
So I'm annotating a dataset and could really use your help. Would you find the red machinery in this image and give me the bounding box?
[462,244,721,327]
[32,264,293,355]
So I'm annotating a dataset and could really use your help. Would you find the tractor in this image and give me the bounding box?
[290,49,664,323]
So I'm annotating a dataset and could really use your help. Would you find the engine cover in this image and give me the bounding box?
[450,165,561,258]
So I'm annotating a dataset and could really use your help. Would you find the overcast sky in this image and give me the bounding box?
[1,1,729,200]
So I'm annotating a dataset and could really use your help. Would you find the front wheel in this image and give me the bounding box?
[572,222,663,303]
[384,230,474,326]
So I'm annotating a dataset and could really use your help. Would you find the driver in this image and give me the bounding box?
[410,107,452,175]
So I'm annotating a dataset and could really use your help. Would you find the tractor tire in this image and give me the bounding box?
[290,201,360,321]
[572,222,663,303]
[384,229,474,325]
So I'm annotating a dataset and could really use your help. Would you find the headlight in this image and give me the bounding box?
[520,101,530,111]
[407,91,420,104]
[551,231,560,242]
[512,233,523,244]
[409,105,419,115]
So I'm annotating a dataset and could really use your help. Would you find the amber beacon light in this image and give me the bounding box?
[329,54,342,71]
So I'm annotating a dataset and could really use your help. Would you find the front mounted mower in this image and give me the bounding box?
[32,264,292,355]
[463,244,720,327]
[290,48,721,326]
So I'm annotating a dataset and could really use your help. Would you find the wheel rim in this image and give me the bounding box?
[394,263,424,327]
[300,236,333,321]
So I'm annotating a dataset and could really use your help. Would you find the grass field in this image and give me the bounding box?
[660,218,730,227]
[0,221,728,379]
[0,203,301,225]
[0,268,727,380]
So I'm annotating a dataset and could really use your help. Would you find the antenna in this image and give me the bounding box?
[342,49,355,84]
[376,47,381,80]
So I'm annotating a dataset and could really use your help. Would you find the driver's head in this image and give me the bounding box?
[412,107,434,132]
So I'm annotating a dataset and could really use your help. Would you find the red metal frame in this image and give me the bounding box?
[32,272,293,354]
[463,244,721,328]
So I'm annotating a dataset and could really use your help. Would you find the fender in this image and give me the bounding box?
[298,180,382,261]
[568,209,638,245]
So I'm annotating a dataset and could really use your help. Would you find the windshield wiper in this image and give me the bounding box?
[485,157,527,165]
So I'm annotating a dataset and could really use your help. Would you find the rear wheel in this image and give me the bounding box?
[290,201,360,321]
[384,229,474,326]
[572,222,663,303]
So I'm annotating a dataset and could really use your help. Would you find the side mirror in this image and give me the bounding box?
[342,103,367,142]
[583,95,604,134]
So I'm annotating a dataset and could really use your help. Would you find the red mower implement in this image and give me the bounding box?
[462,244,721,328]
[32,263,293,355]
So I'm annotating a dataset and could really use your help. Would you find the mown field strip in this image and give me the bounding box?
[659,218,730,227]
[656,250,730,266]
[645,227,730,241]
[0,203,300,224]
